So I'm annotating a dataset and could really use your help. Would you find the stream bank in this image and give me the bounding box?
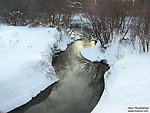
[9,31,108,113]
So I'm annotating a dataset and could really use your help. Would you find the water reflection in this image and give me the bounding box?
[27,39,103,113]
[2,0,149,112]
[10,32,104,113]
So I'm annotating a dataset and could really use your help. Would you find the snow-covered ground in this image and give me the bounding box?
[0,25,73,112]
[81,35,150,113]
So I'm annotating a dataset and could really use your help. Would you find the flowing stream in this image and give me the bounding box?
[2,0,149,113]
[10,31,105,113]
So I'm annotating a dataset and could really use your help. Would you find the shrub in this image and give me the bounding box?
[84,0,150,52]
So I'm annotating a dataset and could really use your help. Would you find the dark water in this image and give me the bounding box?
[10,32,105,113]
[1,0,149,112]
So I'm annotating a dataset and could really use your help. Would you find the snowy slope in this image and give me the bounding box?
[81,36,140,65]
[92,53,150,113]
[0,25,72,112]
[81,36,150,113]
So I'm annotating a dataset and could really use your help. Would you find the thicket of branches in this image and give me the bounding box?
[84,0,150,52]
[0,0,81,28]
[0,0,149,52]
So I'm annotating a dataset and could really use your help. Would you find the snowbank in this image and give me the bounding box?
[0,25,72,112]
[92,53,150,113]
[81,35,140,65]
[81,35,150,113]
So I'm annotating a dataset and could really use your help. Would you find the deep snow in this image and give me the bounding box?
[0,25,72,112]
[81,35,150,113]
[92,53,150,113]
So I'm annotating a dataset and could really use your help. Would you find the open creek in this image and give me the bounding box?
[9,31,105,113]
[1,0,106,112]
[2,0,148,112]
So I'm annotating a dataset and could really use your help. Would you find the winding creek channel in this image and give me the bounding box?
[1,0,149,113]
[10,31,107,113]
